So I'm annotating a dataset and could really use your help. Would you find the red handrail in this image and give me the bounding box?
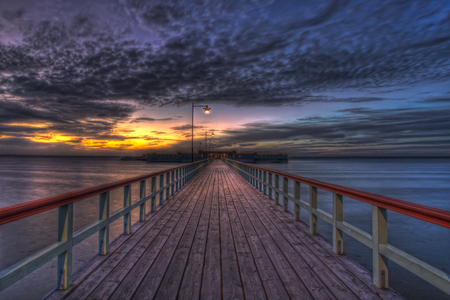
[0,160,207,226]
[226,159,450,229]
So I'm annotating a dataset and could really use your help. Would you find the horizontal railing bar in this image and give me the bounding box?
[225,159,450,229]
[0,160,208,226]
[312,208,333,225]
[379,244,450,295]
[0,241,67,292]
[73,220,107,246]
[337,221,373,248]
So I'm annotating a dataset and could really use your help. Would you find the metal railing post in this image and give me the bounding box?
[309,186,318,234]
[166,172,170,200]
[294,181,300,221]
[139,180,146,222]
[124,185,131,234]
[283,177,289,212]
[99,192,110,255]
[373,205,389,288]
[333,193,344,254]
[57,203,73,289]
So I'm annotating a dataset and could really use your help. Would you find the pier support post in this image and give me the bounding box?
[139,180,146,222]
[294,181,300,221]
[171,171,174,196]
[151,177,156,212]
[275,175,280,205]
[57,203,73,289]
[259,170,263,192]
[99,192,110,255]
[268,173,273,200]
[123,185,131,234]
[283,177,289,212]
[309,186,318,234]
[372,205,389,288]
[333,193,344,254]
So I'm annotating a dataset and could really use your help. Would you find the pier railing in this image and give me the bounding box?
[224,158,450,295]
[0,159,211,292]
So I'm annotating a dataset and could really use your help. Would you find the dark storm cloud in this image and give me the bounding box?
[171,124,204,131]
[0,0,449,108]
[130,117,173,123]
[218,106,450,155]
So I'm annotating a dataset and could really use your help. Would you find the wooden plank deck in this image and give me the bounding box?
[47,160,404,300]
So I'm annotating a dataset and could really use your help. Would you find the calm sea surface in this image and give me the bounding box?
[0,156,449,299]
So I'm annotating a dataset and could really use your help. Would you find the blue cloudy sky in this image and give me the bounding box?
[0,0,449,156]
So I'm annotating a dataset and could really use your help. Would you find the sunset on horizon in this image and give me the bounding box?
[0,0,449,157]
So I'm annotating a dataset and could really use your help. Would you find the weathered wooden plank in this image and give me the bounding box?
[223,166,314,300]
[62,168,210,300]
[155,169,215,299]
[200,164,222,300]
[221,168,268,300]
[128,168,211,300]
[177,170,214,300]
[219,167,289,300]
[233,166,403,300]
[228,171,361,300]
[217,167,245,300]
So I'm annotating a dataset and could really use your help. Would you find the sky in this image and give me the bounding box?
[0,0,449,156]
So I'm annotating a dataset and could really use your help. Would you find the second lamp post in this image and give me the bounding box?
[192,103,210,162]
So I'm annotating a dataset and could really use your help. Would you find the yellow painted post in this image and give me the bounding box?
[139,180,146,222]
[57,203,73,289]
[294,181,300,221]
[283,177,289,212]
[309,186,318,234]
[373,205,389,288]
[123,185,131,234]
[151,177,156,212]
[99,192,109,255]
[275,174,280,205]
[333,193,344,254]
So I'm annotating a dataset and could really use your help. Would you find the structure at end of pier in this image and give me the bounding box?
[146,149,288,163]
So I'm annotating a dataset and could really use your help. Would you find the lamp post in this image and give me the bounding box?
[192,103,210,162]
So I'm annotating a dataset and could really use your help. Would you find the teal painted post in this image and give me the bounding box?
[268,173,273,200]
[139,180,146,222]
[159,174,164,205]
[166,172,170,200]
[333,193,344,254]
[259,170,263,192]
[275,175,280,205]
[283,177,289,212]
[99,192,110,255]
[309,186,318,234]
[171,171,174,195]
[294,181,300,221]
[124,185,131,234]
[57,203,73,290]
[263,171,267,195]
[151,177,156,212]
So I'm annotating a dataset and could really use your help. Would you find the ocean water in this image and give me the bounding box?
[0,156,449,299]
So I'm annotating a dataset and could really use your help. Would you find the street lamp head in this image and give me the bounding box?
[203,105,211,114]
[212,132,214,136]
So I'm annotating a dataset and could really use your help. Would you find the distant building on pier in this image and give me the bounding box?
[146,149,288,163]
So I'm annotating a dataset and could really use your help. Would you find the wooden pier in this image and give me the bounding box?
[46,160,401,300]
[1,159,449,299]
